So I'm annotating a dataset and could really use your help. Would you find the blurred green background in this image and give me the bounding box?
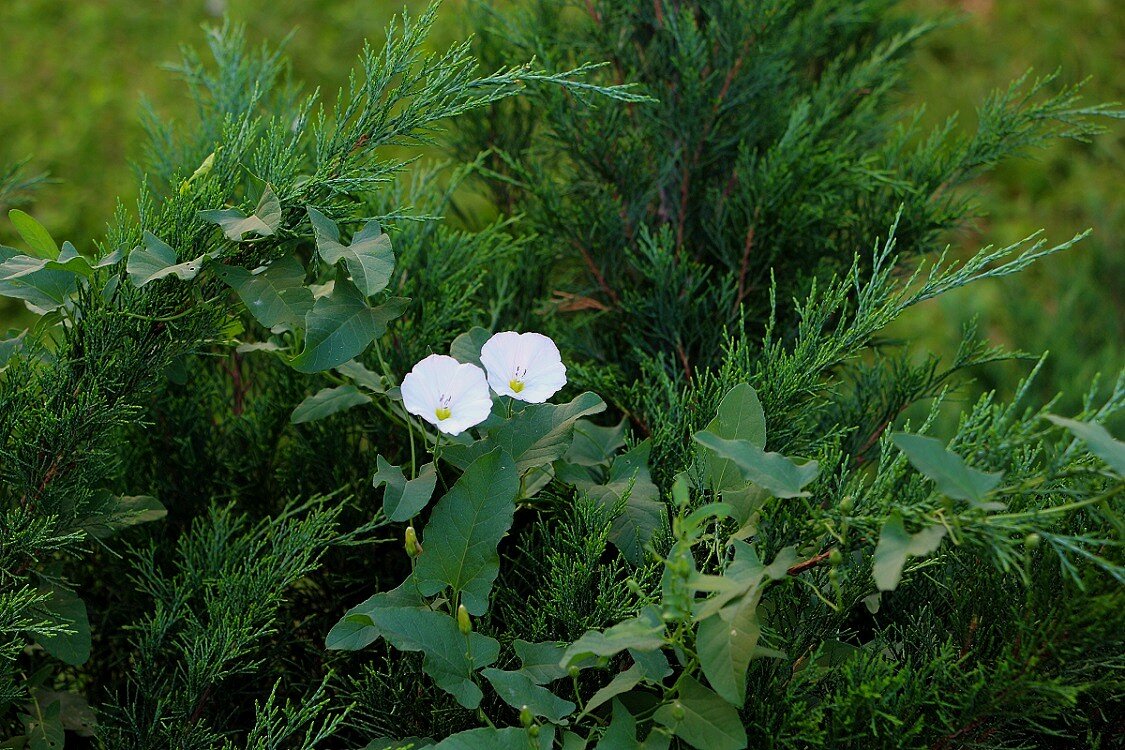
[1,0,1121,411]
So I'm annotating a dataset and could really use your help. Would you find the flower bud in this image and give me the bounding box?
[670,702,685,721]
[567,665,580,679]
[828,548,843,566]
[1024,533,1041,550]
[838,496,853,513]
[527,724,540,738]
[457,604,472,635]
[519,705,534,728]
[404,526,422,558]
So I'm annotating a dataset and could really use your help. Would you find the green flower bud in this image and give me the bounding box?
[457,604,472,634]
[519,705,534,728]
[404,526,422,558]
[838,496,853,513]
[528,724,540,738]
[1024,533,1041,550]
[670,702,685,721]
[828,548,843,566]
[568,665,580,679]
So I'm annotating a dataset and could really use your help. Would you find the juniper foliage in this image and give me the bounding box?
[0,2,1121,749]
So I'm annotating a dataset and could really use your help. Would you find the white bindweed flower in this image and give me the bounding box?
[480,331,567,403]
[401,354,492,435]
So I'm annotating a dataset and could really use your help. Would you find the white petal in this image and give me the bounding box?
[517,359,567,402]
[480,331,523,395]
[480,331,566,402]
[401,354,463,426]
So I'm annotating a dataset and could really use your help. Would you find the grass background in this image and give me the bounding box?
[0,0,1120,414]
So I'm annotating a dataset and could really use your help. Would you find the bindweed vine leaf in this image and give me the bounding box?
[290,276,407,373]
[693,432,818,498]
[414,449,519,615]
[425,726,555,750]
[449,325,491,367]
[564,418,628,468]
[0,245,78,312]
[34,585,91,667]
[512,640,569,684]
[8,208,58,259]
[891,432,1002,505]
[199,184,282,241]
[127,232,209,287]
[481,668,576,722]
[325,581,423,652]
[217,254,312,333]
[373,457,438,522]
[363,607,500,709]
[562,607,664,668]
[704,384,767,492]
[442,392,607,472]
[308,206,394,297]
[873,511,947,591]
[654,675,747,750]
[291,384,372,424]
[696,591,761,706]
[1046,415,1125,476]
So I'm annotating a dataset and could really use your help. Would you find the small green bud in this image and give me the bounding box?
[519,705,534,728]
[457,604,472,635]
[527,724,540,738]
[670,702,685,721]
[838,496,853,513]
[567,665,580,679]
[828,548,843,566]
[404,526,422,558]
[829,567,839,584]
[1024,533,1041,550]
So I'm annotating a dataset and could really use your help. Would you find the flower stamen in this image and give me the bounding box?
[509,366,526,394]
[435,394,452,421]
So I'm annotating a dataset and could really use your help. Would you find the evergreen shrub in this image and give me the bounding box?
[0,2,1121,748]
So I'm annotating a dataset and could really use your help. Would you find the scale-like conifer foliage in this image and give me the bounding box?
[0,2,1121,748]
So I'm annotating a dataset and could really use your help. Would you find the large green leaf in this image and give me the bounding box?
[1046,415,1125,476]
[373,457,438,522]
[290,276,407,373]
[82,493,167,539]
[891,433,1003,505]
[443,392,607,472]
[199,184,282,241]
[308,206,394,297]
[654,676,747,750]
[290,385,371,424]
[217,254,312,332]
[365,606,500,709]
[512,639,569,685]
[704,384,767,491]
[449,325,491,367]
[481,668,576,722]
[872,511,947,591]
[565,418,628,468]
[324,581,423,651]
[8,209,58,259]
[0,246,77,312]
[595,700,672,750]
[34,586,91,666]
[414,449,519,615]
[0,242,102,281]
[126,231,208,287]
[427,726,555,750]
[692,432,818,498]
[583,441,663,565]
[562,607,664,667]
[696,592,761,706]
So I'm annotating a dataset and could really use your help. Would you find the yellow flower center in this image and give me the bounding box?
[509,379,525,393]
[435,406,452,421]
